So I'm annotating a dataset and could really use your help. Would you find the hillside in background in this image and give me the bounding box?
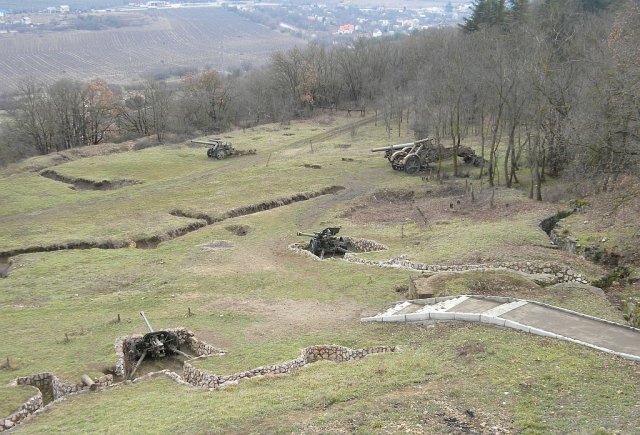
[0,8,303,94]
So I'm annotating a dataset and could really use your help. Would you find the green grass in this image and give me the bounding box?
[15,325,640,434]
[0,114,638,433]
[0,385,38,418]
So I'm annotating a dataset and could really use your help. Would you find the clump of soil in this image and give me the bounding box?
[456,342,486,357]
[226,224,251,236]
[372,188,415,202]
[303,164,322,169]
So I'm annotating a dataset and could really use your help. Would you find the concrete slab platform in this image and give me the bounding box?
[502,304,640,356]
[447,297,502,313]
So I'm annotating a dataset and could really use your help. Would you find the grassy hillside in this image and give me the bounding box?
[0,8,303,94]
[0,114,638,433]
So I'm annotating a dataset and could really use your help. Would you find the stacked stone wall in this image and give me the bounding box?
[15,372,113,401]
[342,237,388,253]
[183,345,396,390]
[5,372,112,431]
[343,254,589,284]
[0,389,42,432]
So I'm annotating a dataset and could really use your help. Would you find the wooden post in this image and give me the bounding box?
[265,152,272,167]
[81,374,97,391]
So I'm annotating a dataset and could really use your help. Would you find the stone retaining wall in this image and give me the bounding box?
[343,254,589,284]
[15,372,113,403]
[0,388,42,432]
[183,345,396,390]
[342,237,389,253]
[4,372,113,430]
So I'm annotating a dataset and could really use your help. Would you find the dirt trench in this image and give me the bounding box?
[40,169,142,190]
[0,186,345,276]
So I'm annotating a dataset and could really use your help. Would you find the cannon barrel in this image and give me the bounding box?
[297,231,318,237]
[140,311,154,333]
[191,139,221,145]
[370,142,414,153]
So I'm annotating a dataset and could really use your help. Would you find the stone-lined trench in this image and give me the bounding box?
[2,327,394,431]
[0,186,345,277]
[288,214,592,285]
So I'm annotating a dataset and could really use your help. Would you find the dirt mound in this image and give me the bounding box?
[345,184,550,226]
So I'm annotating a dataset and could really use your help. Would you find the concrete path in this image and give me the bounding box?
[362,295,640,362]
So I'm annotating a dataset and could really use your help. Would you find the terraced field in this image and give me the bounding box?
[0,7,303,93]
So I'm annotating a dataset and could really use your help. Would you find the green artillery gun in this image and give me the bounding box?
[128,311,192,379]
[297,227,349,258]
[371,138,483,174]
[191,138,256,160]
[192,138,236,159]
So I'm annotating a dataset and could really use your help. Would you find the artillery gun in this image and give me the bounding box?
[128,311,191,379]
[191,138,256,160]
[371,138,483,174]
[297,227,349,258]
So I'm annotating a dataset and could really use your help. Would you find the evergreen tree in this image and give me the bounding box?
[508,0,530,25]
[581,0,613,12]
[460,0,507,32]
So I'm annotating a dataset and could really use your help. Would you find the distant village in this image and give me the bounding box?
[0,1,471,39]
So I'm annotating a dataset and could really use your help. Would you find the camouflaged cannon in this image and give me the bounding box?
[371,138,483,174]
[297,227,349,258]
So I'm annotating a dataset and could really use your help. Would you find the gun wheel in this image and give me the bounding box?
[214,149,226,160]
[404,155,421,175]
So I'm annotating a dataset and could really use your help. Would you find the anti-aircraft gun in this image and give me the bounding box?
[297,227,349,258]
[191,138,256,160]
[371,138,483,174]
[128,311,192,379]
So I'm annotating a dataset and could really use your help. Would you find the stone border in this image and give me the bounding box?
[362,295,640,362]
[0,388,42,432]
[2,373,113,432]
[14,372,113,402]
[183,345,397,390]
[344,255,589,284]
[4,329,395,430]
